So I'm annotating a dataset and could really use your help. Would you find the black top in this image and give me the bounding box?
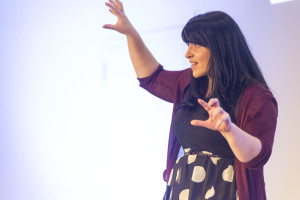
[172,105,235,159]
[172,75,235,159]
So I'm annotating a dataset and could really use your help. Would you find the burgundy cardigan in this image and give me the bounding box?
[138,65,278,200]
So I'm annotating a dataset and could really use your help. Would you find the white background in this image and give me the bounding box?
[0,0,299,199]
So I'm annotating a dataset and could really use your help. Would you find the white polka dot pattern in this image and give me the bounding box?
[184,148,191,154]
[176,167,182,183]
[170,189,173,199]
[222,165,234,182]
[179,189,189,200]
[168,169,173,186]
[176,156,182,164]
[210,157,221,165]
[165,149,236,199]
[191,166,206,183]
[205,186,215,199]
[187,155,197,164]
[201,151,213,155]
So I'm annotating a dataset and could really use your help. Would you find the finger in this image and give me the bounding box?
[105,2,121,15]
[109,0,122,11]
[197,99,212,112]
[114,0,124,11]
[107,8,119,17]
[215,118,224,130]
[208,98,220,107]
[211,107,224,121]
[191,119,208,127]
[215,113,231,130]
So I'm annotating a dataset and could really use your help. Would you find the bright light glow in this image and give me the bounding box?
[270,0,294,4]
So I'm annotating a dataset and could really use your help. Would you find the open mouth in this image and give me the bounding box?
[191,62,198,69]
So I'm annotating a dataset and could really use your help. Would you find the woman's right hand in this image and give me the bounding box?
[103,0,159,78]
[103,0,135,36]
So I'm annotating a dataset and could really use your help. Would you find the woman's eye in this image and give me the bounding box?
[188,43,201,48]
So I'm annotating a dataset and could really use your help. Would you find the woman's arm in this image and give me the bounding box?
[103,0,159,78]
[220,124,262,163]
[191,98,268,163]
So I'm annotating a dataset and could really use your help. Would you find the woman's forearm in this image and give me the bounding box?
[221,124,262,163]
[126,29,159,78]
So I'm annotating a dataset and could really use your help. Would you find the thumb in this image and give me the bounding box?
[102,24,117,30]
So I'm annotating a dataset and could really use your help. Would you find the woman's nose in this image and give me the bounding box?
[185,47,192,58]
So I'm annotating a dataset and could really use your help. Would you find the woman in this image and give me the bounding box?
[103,0,278,199]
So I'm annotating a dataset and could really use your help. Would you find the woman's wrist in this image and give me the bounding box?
[220,123,237,140]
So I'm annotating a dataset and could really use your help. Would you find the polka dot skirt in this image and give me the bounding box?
[163,148,239,200]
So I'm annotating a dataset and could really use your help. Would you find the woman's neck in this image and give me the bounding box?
[205,77,213,98]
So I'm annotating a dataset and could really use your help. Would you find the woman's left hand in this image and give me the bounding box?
[191,98,233,133]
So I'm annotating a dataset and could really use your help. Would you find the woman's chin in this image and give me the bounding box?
[192,72,204,78]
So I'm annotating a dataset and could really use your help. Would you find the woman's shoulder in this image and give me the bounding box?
[237,83,278,127]
[239,83,278,115]
[242,83,275,102]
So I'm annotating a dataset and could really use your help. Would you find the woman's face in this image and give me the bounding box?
[185,43,211,78]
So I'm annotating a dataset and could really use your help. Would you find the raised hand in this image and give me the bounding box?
[191,98,233,133]
[103,0,135,35]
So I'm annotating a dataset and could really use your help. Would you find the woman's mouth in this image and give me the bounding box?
[191,62,198,69]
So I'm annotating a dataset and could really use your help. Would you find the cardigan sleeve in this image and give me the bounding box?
[238,85,278,169]
[137,64,191,103]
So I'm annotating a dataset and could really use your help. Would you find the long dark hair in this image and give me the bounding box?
[181,11,268,121]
